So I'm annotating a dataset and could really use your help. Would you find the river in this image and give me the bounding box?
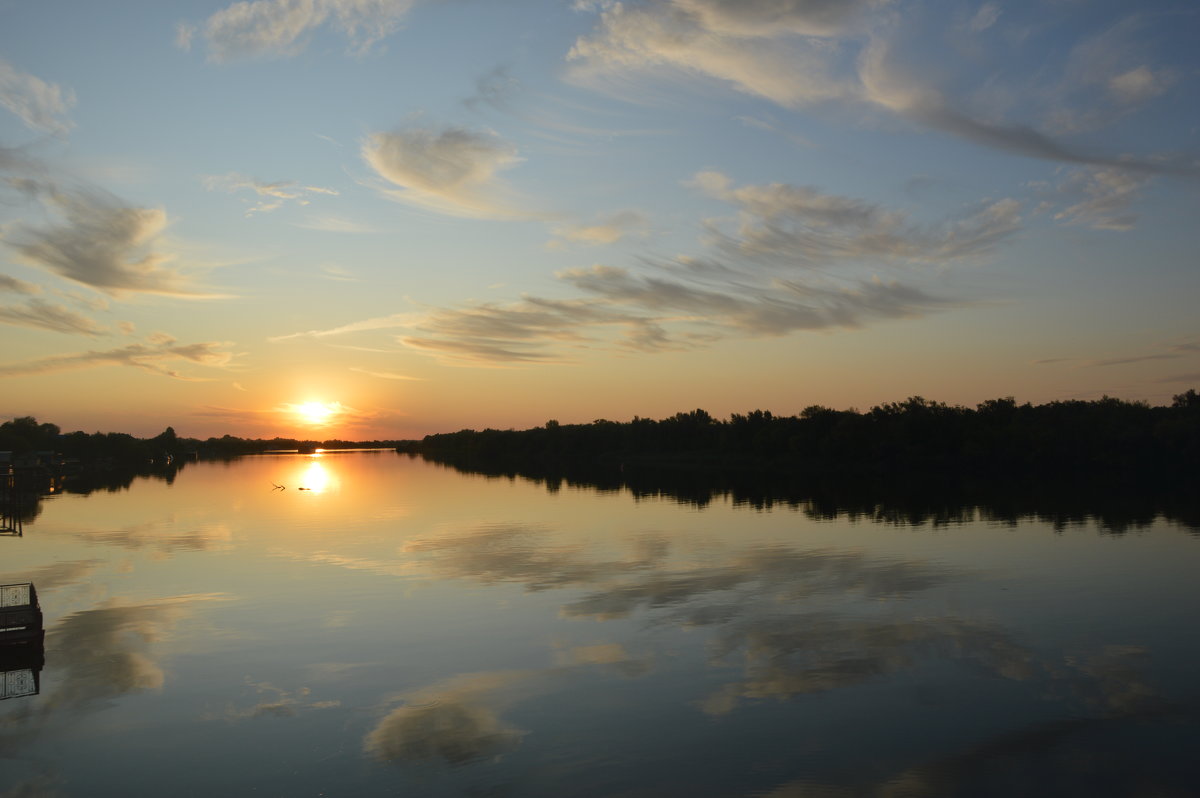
[2,451,1198,796]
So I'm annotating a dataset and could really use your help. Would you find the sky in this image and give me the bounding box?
[1,0,1198,440]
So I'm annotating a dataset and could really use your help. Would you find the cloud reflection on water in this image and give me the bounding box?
[0,594,227,752]
[42,515,235,556]
[206,680,342,722]
[0,559,100,592]
[375,519,1171,784]
[364,671,531,766]
[700,613,1038,715]
[402,523,670,591]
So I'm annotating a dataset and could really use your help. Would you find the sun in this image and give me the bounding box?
[291,400,341,426]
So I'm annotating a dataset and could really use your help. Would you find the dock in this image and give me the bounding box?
[1,582,45,700]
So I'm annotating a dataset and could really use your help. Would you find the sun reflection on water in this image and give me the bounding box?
[297,460,336,494]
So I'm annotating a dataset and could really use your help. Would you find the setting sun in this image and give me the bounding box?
[288,401,343,427]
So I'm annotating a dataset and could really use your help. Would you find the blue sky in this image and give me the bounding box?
[1,0,1198,438]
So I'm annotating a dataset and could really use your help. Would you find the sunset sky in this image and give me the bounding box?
[1,0,1197,440]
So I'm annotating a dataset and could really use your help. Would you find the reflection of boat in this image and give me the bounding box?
[1,582,45,701]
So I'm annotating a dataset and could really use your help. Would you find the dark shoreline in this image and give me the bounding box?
[5,391,1199,531]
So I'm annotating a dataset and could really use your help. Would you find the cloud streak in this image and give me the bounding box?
[0,338,234,379]
[1051,166,1150,231]
[277,174,996,364]
[568,0,860,108]
[692,170,1021,264]
[202,172,338,215]
[0,274,42,295]
[187,0,418,62]
[0,58,75,135]
[548,209,649,249]
[349,367,424,380]
[570,3,1189,175]
[4,180,222,297]
[296,215,377,233]
[0,297,107,336]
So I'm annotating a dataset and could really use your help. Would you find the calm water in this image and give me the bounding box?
[2,452,1199,797]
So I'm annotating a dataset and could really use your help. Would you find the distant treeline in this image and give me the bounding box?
[5,389,1200,475]
[0,416,404,464]
[405,390,1200,478]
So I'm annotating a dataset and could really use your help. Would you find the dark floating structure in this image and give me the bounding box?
[1,582,45,701]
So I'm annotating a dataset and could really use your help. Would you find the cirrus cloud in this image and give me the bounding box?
[5,182,222,297]
[0,58,75,135]
[567,0,862,108]
[0,297,107,336]
[202,172,338,216]
[275,173,1006,364]
[0,337,235,380]
[185,0,419,62]
[548,209,649,249]
[570,3,1189,176]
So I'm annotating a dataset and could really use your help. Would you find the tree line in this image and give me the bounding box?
[5,389,1198,476]
[0,416,404,464]
[406,390,1200,478]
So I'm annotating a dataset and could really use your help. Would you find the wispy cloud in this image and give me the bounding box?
[1108,65,1169,105]
[567,0,861,107]
[463,65,521,113]
[0,273,42,295]
[1043,17,1176,135]
[1088,353,1183,368]
[691,170,1022,264]
[392,265,963,366]
[0,58,75,135]
[400,297,624,365]
[319,264,356,281]
[1051,166,1150,231]
[967,3,1001,34]
[276,174,1005,365]
[349,367,425,381]
[857,36,1185,177]
[569,4,1189,175]
[296,215,377,233]
[548,210,649,249]
[1156,372,1200,384]
[0,297,106,336]
[361,124,527,219]
[202,172,338,216]
[2,173,223,297]
[0,338,234,379]
[735,114,815,148]
[186,0,418,62]
[269,312,418,342]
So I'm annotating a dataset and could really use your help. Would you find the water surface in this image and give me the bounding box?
[2,452,1198,796]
